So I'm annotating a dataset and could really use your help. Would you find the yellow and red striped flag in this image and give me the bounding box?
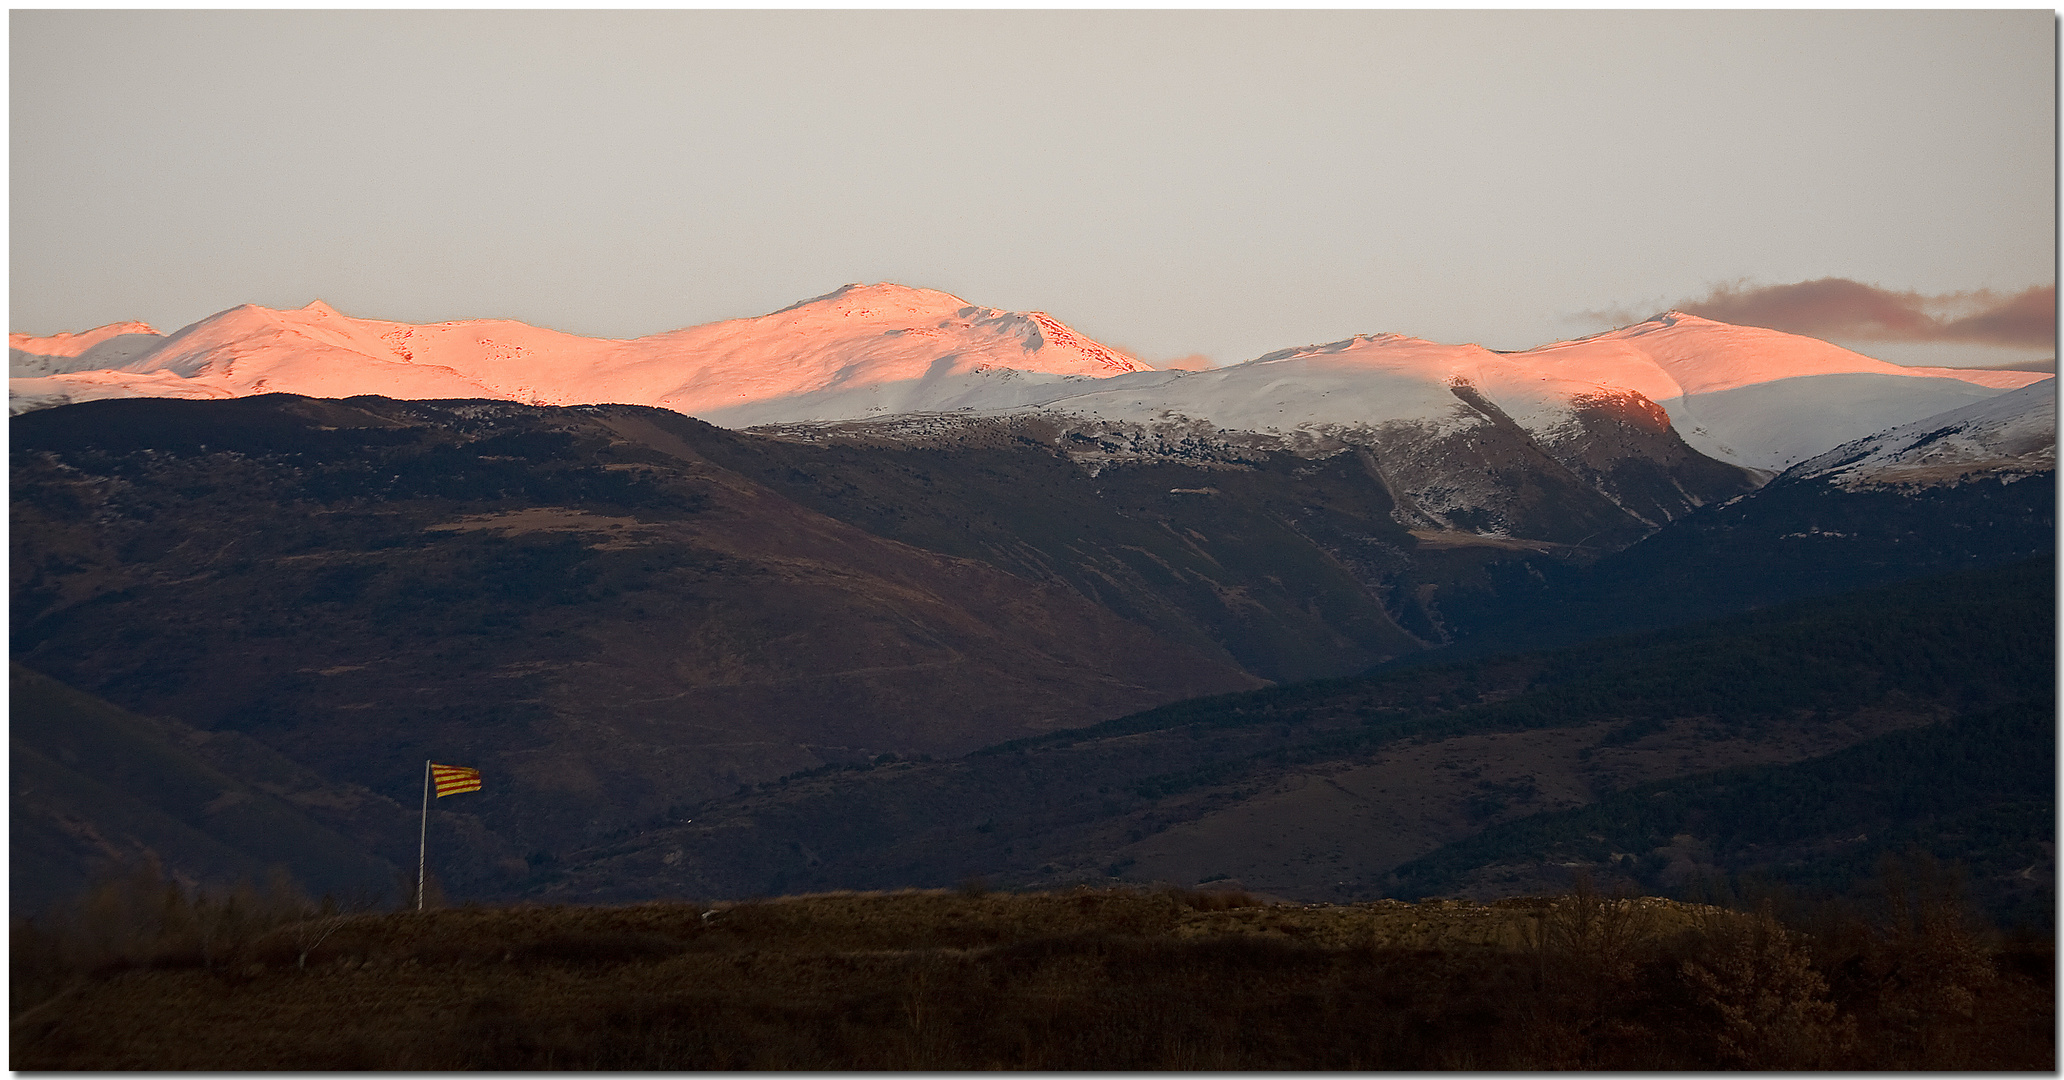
[431,763,481,797]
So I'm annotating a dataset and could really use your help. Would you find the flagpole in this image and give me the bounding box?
[417,759,431,911]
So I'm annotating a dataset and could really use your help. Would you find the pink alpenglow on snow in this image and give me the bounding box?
[997,312,2048,470]
[10,321,162,357]
[11,320,172,397]
[9,287,2048,470]
[7,284,1152,419]
[1516,312,2046,469]
[1521,312,2040,399]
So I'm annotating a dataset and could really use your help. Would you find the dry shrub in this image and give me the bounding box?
[12,861,324,1002]
[1542,872,1657,982]
[1673,853,2050,1071]
[1161,885,1260,912]
[1846,853,2010,1068]
[1680,909,1854,1068]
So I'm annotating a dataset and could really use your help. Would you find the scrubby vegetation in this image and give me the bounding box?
[11,862,2050,1069]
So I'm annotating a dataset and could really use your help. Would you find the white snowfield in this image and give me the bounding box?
[10,287,2047,471]
[10,320,166,380]
[1783,378,2057,490]
[961,334,1643,446]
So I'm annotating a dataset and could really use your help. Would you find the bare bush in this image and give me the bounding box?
[1161,886,1260,912]
[1681,909,1853,1068]
[9,858,341,1017]
[1541,870,1653,986]
[1857,853,2003,1067]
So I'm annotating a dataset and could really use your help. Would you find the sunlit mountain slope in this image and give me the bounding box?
[12,290,2043,474]
[8,284,1148,417]
[994,312,2042,471]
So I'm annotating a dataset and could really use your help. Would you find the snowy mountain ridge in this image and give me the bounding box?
[11,285,2047,473]
[802,312,2044,473]
[10,320,161,357]
[8,283,1152,420]
[10,320,167,379]
[1783,378,2056,491]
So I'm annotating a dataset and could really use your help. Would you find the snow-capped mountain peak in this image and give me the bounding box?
[767,281,969,319]
[8,284,1153,418]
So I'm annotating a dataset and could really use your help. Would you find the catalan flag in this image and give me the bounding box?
[431,763,481,798]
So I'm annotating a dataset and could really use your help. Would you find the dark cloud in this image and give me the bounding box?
[1936,286,2059,347]
[1670,278,2055,348]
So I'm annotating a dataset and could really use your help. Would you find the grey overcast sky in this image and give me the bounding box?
[10,9,2056,366]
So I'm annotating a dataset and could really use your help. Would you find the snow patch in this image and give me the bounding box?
[1783,378,2056,490]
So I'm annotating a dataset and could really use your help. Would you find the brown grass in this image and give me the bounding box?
[10,867,2052,1070]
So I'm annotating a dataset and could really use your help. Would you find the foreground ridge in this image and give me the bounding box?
[13,879,2049,1070]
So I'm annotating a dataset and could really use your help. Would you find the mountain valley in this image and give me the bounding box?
[9,284,2054,926]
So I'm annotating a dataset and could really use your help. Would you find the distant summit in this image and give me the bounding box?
[768,281,972,317]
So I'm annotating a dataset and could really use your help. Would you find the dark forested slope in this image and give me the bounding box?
[543,558,2053,912]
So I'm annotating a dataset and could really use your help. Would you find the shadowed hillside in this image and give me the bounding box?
[541,558,2053,920]
[10,663,401,911]
[11,395,1262,895]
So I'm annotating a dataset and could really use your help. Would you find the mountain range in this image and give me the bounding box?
[12,283,2044,469]
[9,282,2054,914]
[8,285,1147,420]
